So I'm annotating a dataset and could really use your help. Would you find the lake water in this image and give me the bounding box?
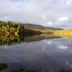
[0,38,72,72]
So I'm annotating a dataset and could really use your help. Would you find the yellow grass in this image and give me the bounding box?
[54,29,72,38]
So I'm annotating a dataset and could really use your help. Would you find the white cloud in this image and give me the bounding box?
[47,41,52,45]
[67,1,71,5]
[57,45,68,50]
[57,16,69,22]
[47,22,53,26]
[0,0,72,28]
[61,0,72,6]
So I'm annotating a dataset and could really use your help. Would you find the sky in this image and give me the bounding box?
[0,0,72,28]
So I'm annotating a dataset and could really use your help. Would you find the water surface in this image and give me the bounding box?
[0,38,72,72]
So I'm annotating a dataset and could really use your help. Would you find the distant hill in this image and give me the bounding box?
[24,24,62,30]
[24,24,63,34]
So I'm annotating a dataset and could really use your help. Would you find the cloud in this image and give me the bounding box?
[57,16,69,22]
[57,45,68,50]
[0,0,72,28]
